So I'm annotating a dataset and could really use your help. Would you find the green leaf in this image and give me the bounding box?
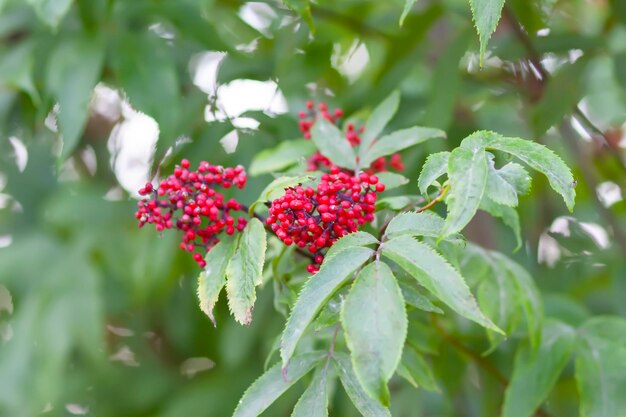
[197,236,238,326]
[225,218,267,325]
[441,147,489,237]
[464,245,542,348]
[376,196,414,211]
[249,174,315,215]
[396,346,439,392]
[249,139,317,176]
[112,34,180,154]
[376,172,409,190]
[576,317,626,417]
[359,91,400,156]
[421,30,471,130]
[333,353,392,417]
[485,154,519,206]
[232,352,325,417]
[360,127,445,169]
[479,197,522,250]
[398,280,443,314]
[500,255,543,349]
[280,247,374,366]
[464,131,576,211]
[384,211,445,240]
[0,41,39,104]
[502,320,576,417]
[26,0,73,27]
[342,262,407,405]
[382,236,502,333]
[324,231,379,261]
[469,0,506,65]
[399,0,418,26]
[46,36,105,159]
[283,0,315,32]
[291,368,329,417]
[417,151,450,195]
[498,162,532,196]
[311,118,357,170]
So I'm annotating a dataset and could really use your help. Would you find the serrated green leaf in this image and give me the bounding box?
[249,139,317,176]
[291,368,329,417]
[112,34,180,156]
[233,352,325,417]
[477,255,520,350]
[376,172,409,190]
[399,0,418,26]
[398,280,443,314]
[225,218,267,325]
[462,244,542,349]
[498,162,532,195]
[441,147,489,237]
[333,353,392,417]
[485,154,519,206]
[463,131,576,211]
[360,127,445,169]
[311,118,357,170]
[479,197,522,250]
[396,346,439,392]
[497,254,542,349]
[503,320,576,417]
[376,196,414,211]
[576,317,626,417]
[197,236,238,326]
[249,174,315,214]
[418,151,450,195]
[342,262,407,405]
[280,247,374,366]
[26,0,72,28]
[324,231,379,261]
[384,211,445,240]
[469,0,506,65]
[46,36,105,159]
[359,91,400,156]
[382,236,502,333]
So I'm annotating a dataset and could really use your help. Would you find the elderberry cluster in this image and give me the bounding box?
[298,100,405,173]
[266,166,385,273]
[135,159,248,268]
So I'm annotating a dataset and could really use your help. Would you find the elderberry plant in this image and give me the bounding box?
[136,92,580,417]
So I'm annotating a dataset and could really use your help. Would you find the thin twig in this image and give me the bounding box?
[503,6,626,171]
[503,6,626,251]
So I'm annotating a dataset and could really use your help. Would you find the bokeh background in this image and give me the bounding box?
[1,0,626,416]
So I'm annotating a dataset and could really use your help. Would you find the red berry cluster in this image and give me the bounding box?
[135,159,248,268]
[298,100,405,173]
[266,166,384,273]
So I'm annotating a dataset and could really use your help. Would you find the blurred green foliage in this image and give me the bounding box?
[1,0,626,416]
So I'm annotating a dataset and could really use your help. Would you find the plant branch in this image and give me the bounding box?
[503,6,626,172]
[503,6,626,251]
[431,315,552,417]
